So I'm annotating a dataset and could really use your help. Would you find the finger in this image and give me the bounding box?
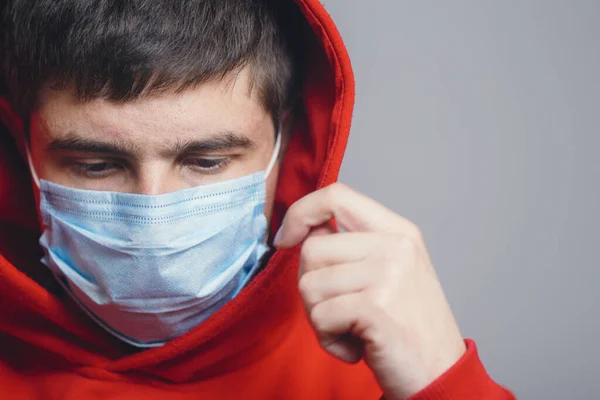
[274,183,420,248]
[298,232,381,274]
[309,292,397,365]
[322,334,364,364]
[299,260,373,307]
[309,293,366,364]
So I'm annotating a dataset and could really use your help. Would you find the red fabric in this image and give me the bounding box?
[0,1,513,398]
[408,340,515,400]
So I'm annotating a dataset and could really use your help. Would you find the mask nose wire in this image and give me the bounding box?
[24,124,282,190]
[264,124,282,179]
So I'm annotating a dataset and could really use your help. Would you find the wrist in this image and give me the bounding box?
[387,337,467,400]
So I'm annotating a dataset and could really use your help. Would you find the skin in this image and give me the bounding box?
[9,66,466,400]
[28,68,281,220]
[274,184,467,399]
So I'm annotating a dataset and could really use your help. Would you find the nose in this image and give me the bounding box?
[133,163,184,195]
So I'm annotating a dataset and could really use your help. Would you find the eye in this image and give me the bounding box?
[72,161,123,178]
[184,157,231,173]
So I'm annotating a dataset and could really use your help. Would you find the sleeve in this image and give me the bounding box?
[406,339,516,400]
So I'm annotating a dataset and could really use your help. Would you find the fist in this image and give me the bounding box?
[274,183,467,400]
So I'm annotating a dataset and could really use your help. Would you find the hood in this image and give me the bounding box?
[0,0,355,381]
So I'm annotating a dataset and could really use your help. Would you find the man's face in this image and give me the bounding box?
[28,67,280,220]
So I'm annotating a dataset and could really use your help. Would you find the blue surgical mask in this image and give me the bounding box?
[26,133,281,348]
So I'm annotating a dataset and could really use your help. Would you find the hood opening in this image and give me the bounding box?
[0,0,355,380]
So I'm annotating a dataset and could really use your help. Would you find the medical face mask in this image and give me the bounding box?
[26,133,281,348]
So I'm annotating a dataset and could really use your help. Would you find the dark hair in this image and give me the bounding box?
[1,0,304,121]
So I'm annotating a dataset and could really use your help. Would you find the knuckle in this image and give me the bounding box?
[328,182,346,192]
[325,182,349,202]
[309,302,327,332]
[298,272,317,299]
[400,236,419,255]
[299,236,319,265]
[366,288,391,311]
[286,202,302,222]
[379,256,401,281]
[387,233,419,258]
[405,221,424,243]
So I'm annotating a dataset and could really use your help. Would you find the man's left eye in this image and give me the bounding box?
[184,157,230,173]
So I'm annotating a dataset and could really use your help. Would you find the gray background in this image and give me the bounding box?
[323,1,600,399]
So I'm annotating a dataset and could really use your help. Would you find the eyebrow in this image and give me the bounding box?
[47,135,136,156]
[46,131,256,157]
[163,132,256,157]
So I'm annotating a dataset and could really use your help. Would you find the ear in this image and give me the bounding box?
[0,97,42,231]
[0,97,28,161]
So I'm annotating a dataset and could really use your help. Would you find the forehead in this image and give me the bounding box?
[31,68,272,147]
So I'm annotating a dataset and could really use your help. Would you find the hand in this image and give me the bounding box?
[274,183,467,400]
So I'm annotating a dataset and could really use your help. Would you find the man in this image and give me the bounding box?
[0,0,514,398]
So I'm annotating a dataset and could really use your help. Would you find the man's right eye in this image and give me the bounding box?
[72,161,123,178]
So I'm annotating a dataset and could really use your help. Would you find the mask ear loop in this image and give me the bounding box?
[264,124,282,179]
[25,144,41,189]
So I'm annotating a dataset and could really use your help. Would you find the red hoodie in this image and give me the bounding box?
[0,1,514,398]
